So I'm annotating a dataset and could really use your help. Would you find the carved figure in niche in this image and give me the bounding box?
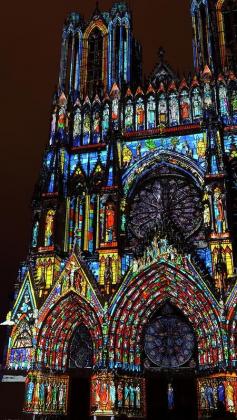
[130,384,135,407]
[73,109,81,146]
[93,111,101,143]
[168,383,174,410]
[122,145,132,167]
[200,385,208,409]
[58,108,65,131]
[182,140,190,156]
[124,382,130,407]
[204,85,212,109]
[147,97,156,128]
[125,102,133,131]
[203,203,211,228]
[100,381,109,410]
[32,220,39,248]
[33,380,40,407]
[180,101,190,121]
[102,105,109,135]
[219,85,229,116]
[52,382,58,409]
[196,136,206,159]
[217,382,225,404]
[117,382,123,407]
[158,97,167,124]
[20,294,31,314]
[137,386,143,410]
[69,266,76,288]
[83,113,91,145]
[205,383,215,410]
[136,142,142,159]
[94,379,101,409]
[192,90,202,119]
[58,383,65,408]
[109,381,116,408]
[46,382,52,408]
[105,202,116,242]
[74,270,82,290]
[39,381,45,408]
[81,276,87,297]
[226,382,235,412]
[133,258,139,273]
[45,210,55,246]
[104,256,113,293]
[136,104,145,130]
[26,377,35,406]
[159,237,169,255]
[112,98,119,121]
[213,187,225,233]
[169,96,179,124]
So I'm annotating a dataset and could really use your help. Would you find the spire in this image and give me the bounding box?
[125,87,133,97]
[168,80,177,91]
[202,65,212,81]
[92,1,101,18]
[158,47,165,65]
[150,47,177,86]
[146,83,155,95]
[179,78,188,91]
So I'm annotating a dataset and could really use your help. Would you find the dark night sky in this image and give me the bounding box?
[0,0,192,355]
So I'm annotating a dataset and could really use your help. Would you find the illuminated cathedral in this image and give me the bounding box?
[2,1,237,419]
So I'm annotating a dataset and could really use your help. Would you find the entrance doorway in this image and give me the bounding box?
[68,375,91,419]
[146,371,198,420]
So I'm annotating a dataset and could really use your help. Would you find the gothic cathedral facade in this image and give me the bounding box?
[3,1,237,419]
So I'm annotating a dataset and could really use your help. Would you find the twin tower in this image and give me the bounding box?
[58,0,237,100]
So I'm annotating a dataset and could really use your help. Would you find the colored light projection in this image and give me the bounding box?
[35,256,104,371]
[197,374,237,417]
[24,372,69,415]
[108,260,224,373]
[229,308,237,368]
[224,133,237,159]
[90,373,146,418]
[35,256,60,292]
[121,133,207,171]
[44,210,55,247]
[8,321,33,370]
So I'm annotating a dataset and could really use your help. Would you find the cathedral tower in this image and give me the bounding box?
[191,0,237,73]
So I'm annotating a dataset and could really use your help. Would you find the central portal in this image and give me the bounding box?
[144,303,198,419]
[146,371,198,420]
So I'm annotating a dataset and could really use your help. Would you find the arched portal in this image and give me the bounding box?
[144,302,197,369]
[109,262,224,419]
[36,292,103,371]
[109,261,223,371]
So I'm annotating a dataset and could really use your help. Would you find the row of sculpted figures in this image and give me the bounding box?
[49,72,237,147]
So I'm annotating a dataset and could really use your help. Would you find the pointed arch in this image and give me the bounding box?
[108,261,224,372]
[122,150,204,198]
[36,291,103,370]
[81,20,108,95]
[7,318,33,370]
